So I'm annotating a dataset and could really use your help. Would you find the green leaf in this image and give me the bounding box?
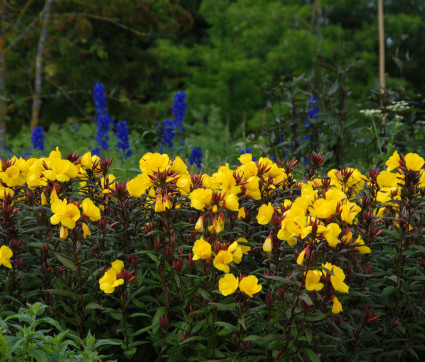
[304,313,326,322]
[28,349,48,362]
[86,303,104,310]
[215,321,237,334]
[243,334,283,342]
[152,307,165,335]
[53,253,77,272]
[180,336,207,345]
[302,347,320,362]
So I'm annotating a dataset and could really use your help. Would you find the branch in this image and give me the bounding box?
[7,14,38,50]
[43,76,90,120]
[50,12,150,37]
[8,0,34,33]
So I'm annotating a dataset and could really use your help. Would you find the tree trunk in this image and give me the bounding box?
[30,0,53,130]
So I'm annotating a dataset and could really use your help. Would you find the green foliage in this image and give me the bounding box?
[0,302,118,361]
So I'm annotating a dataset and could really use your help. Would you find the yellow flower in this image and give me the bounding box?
[82,223,91,238]
[43,159,79,182]
[127,173,151,197]
[305,270,324,291]
[224,194,239,212]
[340,203,361,225]
[170,156,188,175]
[83,152,100,171]
[237,207,246,220]
[323,223,341,248]
[192,237,212,261]
[41,192,48,205]
[332,295,343,314]
[0,245,13,268]
[213,250,233,273]
[208,214,225,234]
[386,151,400,171]
[80,151,94,170]
[195,216,204,232]
[154,195,166,212]
[99,268,124,294]
[311,198,337,219]
[235,237,251,254]
[60,225,68,239]
[323,263,349,293]
[81,198,101,221]
[27,159,46,188]
[244,176,261,200]
[219,274,239,296]
[263,237,272,253]
[257,203,274,225]
[296,249,306,265]
[227,242,243,264]
[176,174,191,195]
[100,174,117,194]
[111,259,124,274]
[405,153,425,171]
[354,235,371,254]
[0,186,14,200]
[50,199,81,229]
[189,188,213,211]
[377,171,398,189]
[139,153,170,173]
[0,158,29,187]
[239,275,262,297]
[50,189,58,204]
[238,153,252,165]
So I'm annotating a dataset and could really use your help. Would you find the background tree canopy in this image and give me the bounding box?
[0,0,424,154]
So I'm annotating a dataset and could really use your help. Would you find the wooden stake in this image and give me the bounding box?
[378,0,385,97]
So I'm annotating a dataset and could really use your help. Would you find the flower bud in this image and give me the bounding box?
[159,315,169,328]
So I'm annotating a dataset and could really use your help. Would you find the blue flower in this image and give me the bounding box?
[161,119,176,151]
[160,91,187,152]
[93,82,113,151]
[303,96,319,141]
[31,126,44,151]
[307,96,320,122]
[190,147,202,169]
[116,120,132,158]
[93,82,107,114]
[95,112,112,150]
[172,91,187,124]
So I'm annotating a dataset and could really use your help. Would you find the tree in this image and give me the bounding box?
[0,0,193,150]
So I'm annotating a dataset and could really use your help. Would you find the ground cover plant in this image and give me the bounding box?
[0,147,424,360]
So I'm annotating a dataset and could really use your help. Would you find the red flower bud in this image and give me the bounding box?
[166,245,173,258]
[154,239,161,251]
[159,315,168,328]
[188,252,195,269]
[42,243,49,254]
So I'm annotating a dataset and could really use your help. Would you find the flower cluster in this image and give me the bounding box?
[31,126,44,152]
[387,100,409,112]
[160,91,186,152]
[189,147,202,169]
[359,109,382,116]
[115,120,132,158]
[93,82,113,151]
